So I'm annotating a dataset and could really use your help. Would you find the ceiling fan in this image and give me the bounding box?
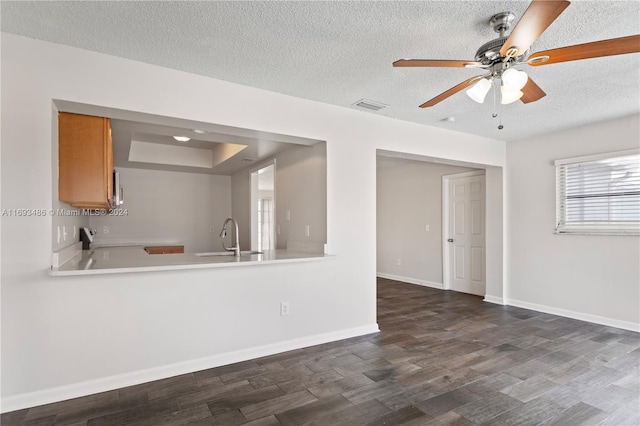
[394,0,640,109]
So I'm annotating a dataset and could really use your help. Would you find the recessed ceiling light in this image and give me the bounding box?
[192,129,206,134]
[443,116,456,122]
[173,136,190,142]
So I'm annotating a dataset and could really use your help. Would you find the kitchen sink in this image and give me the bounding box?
[195,251,263,257]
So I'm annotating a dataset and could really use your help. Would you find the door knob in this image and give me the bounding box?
[447,238,454,242]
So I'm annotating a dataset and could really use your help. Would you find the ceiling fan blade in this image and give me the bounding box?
[394,59,483,68]
[500,0,570,58]
[528,34,640,66]
[520,77,546,104]
[419,76,485,108]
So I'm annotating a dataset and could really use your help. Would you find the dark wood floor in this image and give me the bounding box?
[3,278,639,425]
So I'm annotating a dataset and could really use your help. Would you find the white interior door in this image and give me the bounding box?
[445,173,485,296]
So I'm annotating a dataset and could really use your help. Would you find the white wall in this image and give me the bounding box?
[274,142,327,250]
[0,33,505,410]
[485,167,506,304]
[377,160,474,287]
[88,168,232,253]
[231,142,327,251]
[231,164,252,249]
[507,115,640,330]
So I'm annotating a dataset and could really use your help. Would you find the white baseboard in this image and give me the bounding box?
[1,324,379,413]
[507,298,640,332]
[483,295,505,305]
[377,273,443,290]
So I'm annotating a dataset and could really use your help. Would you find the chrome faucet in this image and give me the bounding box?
[220,217,240,256]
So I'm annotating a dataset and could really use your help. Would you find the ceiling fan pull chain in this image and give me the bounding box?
[492,81,498,118]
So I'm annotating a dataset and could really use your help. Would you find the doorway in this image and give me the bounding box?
[376,150,501,303]
[251,162,275,251]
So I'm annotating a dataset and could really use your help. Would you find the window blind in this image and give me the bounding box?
[555,152,640,235]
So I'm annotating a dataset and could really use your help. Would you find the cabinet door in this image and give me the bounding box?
[59,113,113,209]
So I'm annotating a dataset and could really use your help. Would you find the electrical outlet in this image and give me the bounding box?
[396,258,401,266]
[102,225,109,235]
[305,225,310,237]
[280,301,290,316]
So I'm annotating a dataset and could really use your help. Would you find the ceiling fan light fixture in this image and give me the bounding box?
[466,78,492,103]
[501,68,528,91]
[500,86,524,104]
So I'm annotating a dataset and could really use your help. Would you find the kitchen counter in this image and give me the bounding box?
[50,245,332,276]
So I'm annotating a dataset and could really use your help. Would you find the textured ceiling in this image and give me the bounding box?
[2,1,639,142]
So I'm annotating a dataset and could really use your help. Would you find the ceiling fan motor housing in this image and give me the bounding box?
[474,37,529,66]
[475,37,508,63]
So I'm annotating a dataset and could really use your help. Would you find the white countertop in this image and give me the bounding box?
[50,245,332,276]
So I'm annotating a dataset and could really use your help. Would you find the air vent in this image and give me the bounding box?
[352,99,387,111]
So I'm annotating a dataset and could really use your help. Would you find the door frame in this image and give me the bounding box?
[442,169,486,291]
[250,160,276,251]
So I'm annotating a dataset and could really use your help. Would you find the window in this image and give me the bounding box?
[257,198,274,250]
[555,150,640,235]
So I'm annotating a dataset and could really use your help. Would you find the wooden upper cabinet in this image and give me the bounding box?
[58,112,114,209]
